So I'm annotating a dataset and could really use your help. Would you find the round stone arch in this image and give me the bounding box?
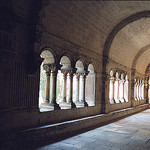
[40,47,57,64]
[58,54,74,69]
[132,44,150,75]
[102,11,150,113]
[87,62,96,73]
[103,11,150,59]
[132,44,150,70]
[85,63,96,106]
[75,59,86,72]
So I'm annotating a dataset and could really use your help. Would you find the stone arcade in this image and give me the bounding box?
[1,1,150,149]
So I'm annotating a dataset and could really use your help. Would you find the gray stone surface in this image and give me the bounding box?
[35,109,150,150]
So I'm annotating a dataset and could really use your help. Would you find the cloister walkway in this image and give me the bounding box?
[35,109,150,150]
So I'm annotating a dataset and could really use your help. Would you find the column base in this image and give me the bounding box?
[109,99,115,104]
[75,100,88,108]
[67,101,76,109]
[40,102,60,111]
[114,99,120,103]
[120,98,125,103]
[59,102,72,109]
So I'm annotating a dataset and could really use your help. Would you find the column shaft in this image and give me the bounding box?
[45,72,50,103]
[75,74,79,102]
[62,73,67,102]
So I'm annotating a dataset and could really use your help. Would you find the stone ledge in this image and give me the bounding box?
[1,104,149,150]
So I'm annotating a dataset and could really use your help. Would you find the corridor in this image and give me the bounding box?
[36,109,150,150]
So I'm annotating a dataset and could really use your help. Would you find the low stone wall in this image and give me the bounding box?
[1,104,149,150]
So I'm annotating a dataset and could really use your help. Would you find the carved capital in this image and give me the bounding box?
[80,70,89,77]
[43,64,51,73]
[61,69,69,76]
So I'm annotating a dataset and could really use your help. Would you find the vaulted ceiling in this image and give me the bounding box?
[40,1,150,75]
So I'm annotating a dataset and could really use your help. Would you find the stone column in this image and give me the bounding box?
[50,64,60,110]
[75,73,80,102]
[68,70,76,108]
[43,64,51,104]
[142,80,144,100]
[119,73,125,103]
[137,79,139,100]
[80,72,88,107]
[131,70,136,107]
[61,70,67,103]
[134,79,137,100]
[138,79,141,100]
[145,76,148,103]
[114,72,120,103]
[109,76,115,104]
[124,75,129,102]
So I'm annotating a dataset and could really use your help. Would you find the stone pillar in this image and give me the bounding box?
[109,76,115,104]
[43,64,51,104]
[145,76,148,103]
[142,80,144,100]
[80,72,88,107]
[148,77,150,103]
[68,70,76,108]
[131,69,136,107]
[139,79,141,100]
[50,64,60,110]
[61,71,67,103]
[75,73,80,102]
[137,79,139,100]
[109,70,115,104]
[124,75,129,102]
[134,79,137,100]
[119,73,125,103]
[114,72,120,103]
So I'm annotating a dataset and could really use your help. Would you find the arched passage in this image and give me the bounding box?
[39,49,55,111]
[102,11,150,113]
[85,64,96,106]
[58,55,73,109]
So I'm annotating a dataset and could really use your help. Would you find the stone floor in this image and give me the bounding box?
[35,109,150,150]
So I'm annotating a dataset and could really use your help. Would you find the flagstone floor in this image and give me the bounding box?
[35,109,150,150]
